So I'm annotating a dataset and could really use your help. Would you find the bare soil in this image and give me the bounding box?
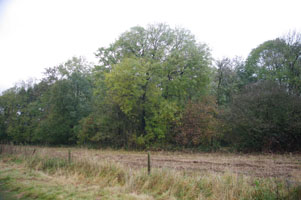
[96,153,301,179]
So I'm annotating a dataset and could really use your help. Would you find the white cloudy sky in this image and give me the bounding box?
[0,0,301,92]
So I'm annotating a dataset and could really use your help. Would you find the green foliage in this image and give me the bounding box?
[245,32,301,94]
[226,81,301,152]
[214,57,244,106]
[0,84,45,144]
[90,23,212,148]
[95,23,212,104]
[0,57,93,145]
[38,57,93,145]
[217,32,301,152]
[1,25,301,152]
[103,57,179,147]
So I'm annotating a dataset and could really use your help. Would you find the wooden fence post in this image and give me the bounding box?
[147,151,151,175]
[32,148,36,156]
[68,149,71,163]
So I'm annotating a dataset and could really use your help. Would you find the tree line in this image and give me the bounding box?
[1,24,300,152]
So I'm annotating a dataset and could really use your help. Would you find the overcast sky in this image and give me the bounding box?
[0,0,301,92]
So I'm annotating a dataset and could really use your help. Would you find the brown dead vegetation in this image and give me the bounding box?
[2,145,300,181]
[0,145,300,180]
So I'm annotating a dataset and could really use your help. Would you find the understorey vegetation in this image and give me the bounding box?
[0,24,301,152]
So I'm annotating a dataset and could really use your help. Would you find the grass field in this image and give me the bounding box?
[0,145,300,199]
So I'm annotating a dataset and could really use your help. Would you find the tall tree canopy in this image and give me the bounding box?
[35,57,93,144]
[86,24,213,147]
[1,24,300,152]
[245,32,301,94]
[95,24,212,103]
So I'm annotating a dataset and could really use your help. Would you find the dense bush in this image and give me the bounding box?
[226,81,301,152]
[175,97,219,148]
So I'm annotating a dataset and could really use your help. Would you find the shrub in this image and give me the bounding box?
[226,81,301,152]
[175,97,220,148]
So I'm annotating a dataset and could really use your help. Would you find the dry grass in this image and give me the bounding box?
[3,144,300,178]
[0,144,301,200]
